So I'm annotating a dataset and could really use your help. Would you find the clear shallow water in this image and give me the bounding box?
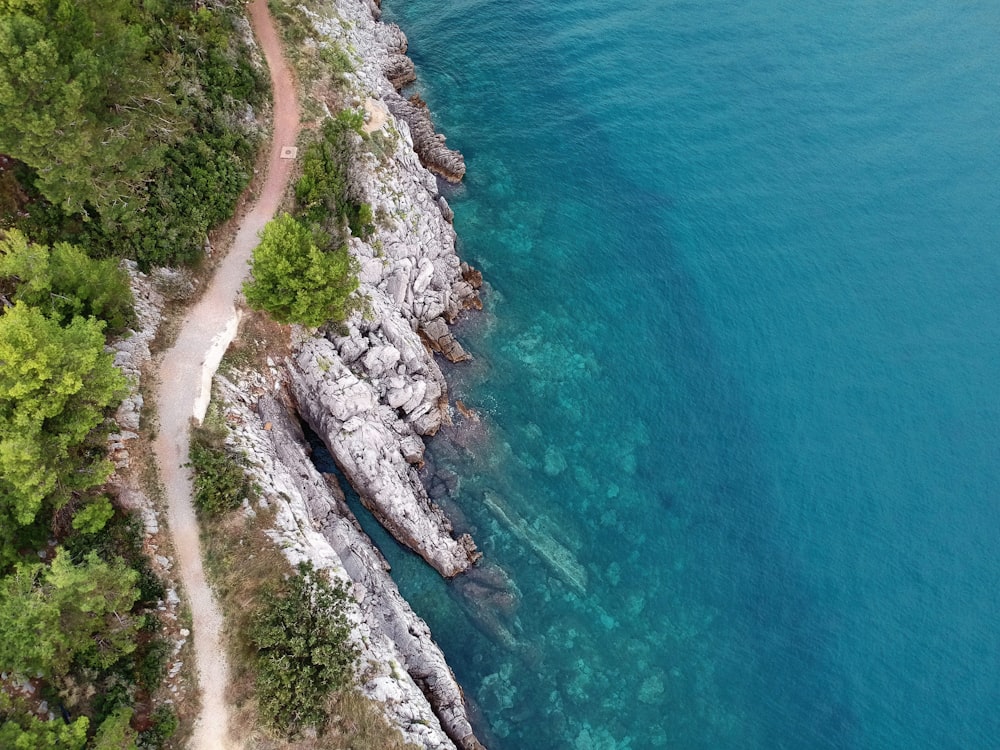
[357,1,1000,747]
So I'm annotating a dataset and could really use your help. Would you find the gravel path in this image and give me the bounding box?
[151,2,299,747]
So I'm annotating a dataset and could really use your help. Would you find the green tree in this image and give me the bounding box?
[92,707,138,750]
[252,562,358,733]
[0,0,183,217]
[0,713,88,750]
[244,214,359,328]
[0,229,134,334]
[0,303,127,562]
[0,548,141,677]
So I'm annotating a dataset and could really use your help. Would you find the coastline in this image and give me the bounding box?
[220,0,491,746]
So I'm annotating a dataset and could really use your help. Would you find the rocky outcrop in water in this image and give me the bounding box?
[384,54,416,89]
[384,92,467,182]
[289,336,480,578]
[287,0,485,582]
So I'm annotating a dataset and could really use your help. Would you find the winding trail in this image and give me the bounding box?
[151,2,299,747]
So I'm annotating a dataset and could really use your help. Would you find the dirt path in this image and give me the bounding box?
[151,2,299,747]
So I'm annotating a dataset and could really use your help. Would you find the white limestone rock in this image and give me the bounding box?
[216,377,484,750]
[289,338,479,579]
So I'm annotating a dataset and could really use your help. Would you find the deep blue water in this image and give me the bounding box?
[361,1,1000,747]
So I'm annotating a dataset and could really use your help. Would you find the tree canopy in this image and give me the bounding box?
[0,302,126,562]
[244,213,359,328]
[0,229,134,334]
[0,549,141,677]
[0,0,182,218]
[252,563,357,733]
[0,710,89,750]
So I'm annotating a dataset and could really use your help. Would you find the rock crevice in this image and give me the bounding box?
[289,337,479,578]
[217,378,483,749]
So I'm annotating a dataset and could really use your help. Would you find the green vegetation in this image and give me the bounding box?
[0,549,141,677]
[245,111,374,329]
[0,0,182,218]
[244,213,360,327]
[1,0,415,743]
[188,417,257,517]
[268,0,356,93]
[0,302,127,563]
[0,510,176,749]
[0,1,264,741]
[0,708,90,750]
[0,0,267,268]
[252,562,357,733]
[1,0,265,741]
[0,229,174,747]
[295,113,374,240]
[193,387,419,748]
[0,229,134,335]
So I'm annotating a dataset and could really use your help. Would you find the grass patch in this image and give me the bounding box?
[220,307,293,377]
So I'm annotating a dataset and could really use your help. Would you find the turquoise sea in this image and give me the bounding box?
[354,1,1000,747]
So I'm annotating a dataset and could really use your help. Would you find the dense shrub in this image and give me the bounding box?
[295,112,373,240]
[251,562,358,734]
[244,213,360,327]
[137,706,178,750]
[188,423,256,517]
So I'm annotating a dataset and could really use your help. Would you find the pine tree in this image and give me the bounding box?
[244,214,360,328]
[0,548,141,677]
[0,229,135,334]
[0,0,183,217]
[0,303,127,563]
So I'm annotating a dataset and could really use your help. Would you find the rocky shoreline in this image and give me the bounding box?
[240,0,492,743]
[270,0,493,742]
[217,372,483,749]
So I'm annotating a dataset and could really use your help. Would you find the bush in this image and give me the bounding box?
[251,562,357,735]
[188,423,256,517]
[138,706,178,750]
[243,213,359,327]
[65,510,165,606]
[294,112,370,240]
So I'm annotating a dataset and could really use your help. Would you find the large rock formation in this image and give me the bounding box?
[218,376,483,749]
[285,0,486,579]
[289,336,480,578]
[384,91,466,182]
